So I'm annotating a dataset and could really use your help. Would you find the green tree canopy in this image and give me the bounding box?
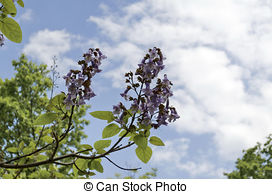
[0,55,90,178]
[225,134,272,179]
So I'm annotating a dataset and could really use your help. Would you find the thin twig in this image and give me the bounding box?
[104,156,141,171]
[50,131,59,160]
[53,161,74,166]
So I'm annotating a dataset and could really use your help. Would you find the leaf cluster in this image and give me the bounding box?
[225,134,272,179]
[0,0,23,43]
[0,55,90,178]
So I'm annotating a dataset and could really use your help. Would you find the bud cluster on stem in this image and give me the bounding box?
[113,47,180,129]
[63,48,106,109]
[0,34,4,47]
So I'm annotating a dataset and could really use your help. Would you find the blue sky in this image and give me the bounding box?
[2,0,272,178]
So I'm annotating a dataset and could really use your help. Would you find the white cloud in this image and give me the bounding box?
[23,29,79,73]
[152,138,226,178]
[18,9,33,22]
[86,0,272,176]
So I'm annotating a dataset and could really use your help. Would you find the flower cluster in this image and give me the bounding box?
[113,47,180,129]
[63,48,106,109]
[0,34,4,47]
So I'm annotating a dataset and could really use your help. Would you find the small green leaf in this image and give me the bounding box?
[78,144,93,154]
[138,123,152,130]
[135,146,152,163]
[73,164,78,176]
[96,149,106,154]
[47,93,66,112]
[149,136,165,146]
[49,164,57,172]
[75,158,88,171]
[36,155,48,161]
[2,174,13,179]
[18,141,24,150]
[22,147,32,155]
[102,123,121,139]
[123,110,132,124]
[55,172,64,178]
[94,140,111,151]
[119,130,132,137]
[33,112,58,125]
[41,136,54,144]
[1,17,22,43]
[80,144,93,150]
[90,111,115,123]
[0,0,17,16]
[6,147,18,153]
[17,0,24,7]
[129,134,136,141]
[91,160,104,173]
[134,134,147,148]
[89,172,96,176]
[29,141,36,149]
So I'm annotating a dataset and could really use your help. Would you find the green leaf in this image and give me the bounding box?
[41,136,54,144]
[18,141,24,150]
[55,172,65,178]
[138,123,152,130]
[96,149,106,154]
[2,174,13,179]
[94,140,111,151]
[119,130,132,137]
[91,160,104,173]
[1,17,22,43]
[80,144,93,150]
[88,171,96,176]
[135,146,152,163]
[78,144,93,154]
[123,110,132,124]
[6,147,18,153]
[0,0,17,16]
[36,155,48,162]
[75,158,88,171]
[134,134,147,148]
[73,164,78,176]
[129,134,136,141]
[49,164,57,172]
[22,147,32,155]
[90,111,115,123]
[102,123,121,139]
[149,136,165,146]
[17,0,24,7]
[33,112,58,125]
[47,93,66,112]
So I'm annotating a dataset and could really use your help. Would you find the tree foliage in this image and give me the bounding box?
[0,55,89,178]
[225,134,272,179]
[0,0,23,44]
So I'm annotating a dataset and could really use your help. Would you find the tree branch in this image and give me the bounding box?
[104,156,141,171]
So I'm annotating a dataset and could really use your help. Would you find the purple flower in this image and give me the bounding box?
[130,99,139,114]
[168,107,180,122]
[115,112,126,125]
[115,47,179,129]
[83,87,96,100]
[78,95,86,105]
[64,94,74,109]
[120,86,131,101]
[63,48,106,109]
[113,102,122,115]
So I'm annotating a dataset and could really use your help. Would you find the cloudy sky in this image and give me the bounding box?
[1,0,272,178]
